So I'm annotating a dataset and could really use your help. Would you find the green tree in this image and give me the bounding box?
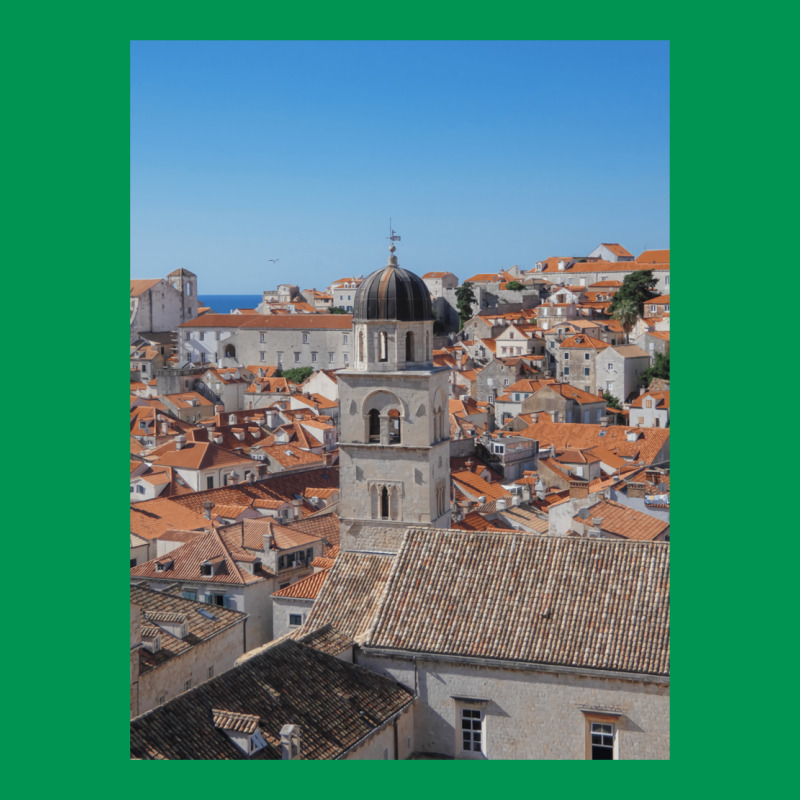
[608,269,658,317]
[611,296,640,344]
[504,280,524,291]
[638,352,670,387]
[329,306,349,314]
[281,366,314,384]
[602,391,625,425]
[455,282,476,331]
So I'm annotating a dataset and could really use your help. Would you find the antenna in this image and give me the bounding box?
[387,218,401,244]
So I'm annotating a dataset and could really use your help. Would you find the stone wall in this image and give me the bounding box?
[357,653,668,760]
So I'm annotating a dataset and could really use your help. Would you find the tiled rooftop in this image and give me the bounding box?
[364,529,669,676]
[130,638,413,759]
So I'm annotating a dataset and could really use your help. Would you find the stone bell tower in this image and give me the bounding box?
[338,244,451,554]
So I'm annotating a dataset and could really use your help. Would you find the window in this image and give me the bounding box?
[184,679,192,691]
[329,353,334,363]
[207,666,214,679]
[130,558,137,567]
[378,331,388,362]
[294,352,300,363]
[206,476,214,490]
[461,708,483,753]
[289,614,302,627]
[564,352,569,360]
[584,367,590,376]
[277,351,283,364]
[182,590,197,601]
[590,722,615,760]
[302,333,309,344]
[199,332,205,341]
[564,367,570,375]
[607,363,613,370]
[369,409,380,442]
[260,332,266,343]
[260,351,266,361]
[665,275,670,286]
[311,352,317,362]
[584,352,590,360]
[343,353,349,363]
[201,563,213,576]
[381,486,390,519]
[343,334,348,345]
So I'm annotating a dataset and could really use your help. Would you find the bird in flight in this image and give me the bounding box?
[269,258,279,263]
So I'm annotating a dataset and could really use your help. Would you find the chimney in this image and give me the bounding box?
[174,434,187,451]
[530,412,539,423]
[569,480,589,499]
[280,724,301,760]
[496,498,508,512]
[262,533,271,554]
[203,501,214,520]
[639,387,646,396]
[292,498,302,520]
[626,481,647,498]
[160,417,169,435]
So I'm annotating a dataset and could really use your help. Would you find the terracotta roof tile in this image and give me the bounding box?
[365,529,669,676]
[302,552,394,644]
[273,570,328,599]
[574,499,669,541]
[130,638,412,759]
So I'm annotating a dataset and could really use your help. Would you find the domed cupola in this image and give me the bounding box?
[350,245,435,372]
[353,245,433,322]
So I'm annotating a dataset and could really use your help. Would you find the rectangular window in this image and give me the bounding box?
[260,351,266,361]
[590,722,615,760]
[294,352,300,363]
[182,590,197,601]
[302,333,309,343]
[461,708,483,753]
[306,547,314,563]
[564,366,570,375]
[329,353,334,363]
[199,332,205,341]
[260,332,266,343]
[343,353,349,363]
[665,275,670,286]
[584,352,590,360]
[311,352,317,362]
[206,476,214,490]
[277,351,283,364]
[564,352,569,360]
[289,614,302,626]
[184,679,192,692]
[343,334,348,345]
[207,666,214,679]
[584,367,590,376]
[130,558,137,567]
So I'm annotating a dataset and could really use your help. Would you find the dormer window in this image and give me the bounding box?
[201,561,214,577]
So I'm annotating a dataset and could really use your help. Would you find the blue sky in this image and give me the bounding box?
[131,40,669,294]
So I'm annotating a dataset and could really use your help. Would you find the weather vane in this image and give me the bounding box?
[387,218,401,245]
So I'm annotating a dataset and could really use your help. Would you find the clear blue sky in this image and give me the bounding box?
[131,40,669,294]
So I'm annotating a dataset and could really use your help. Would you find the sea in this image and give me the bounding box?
[199,294,262,314]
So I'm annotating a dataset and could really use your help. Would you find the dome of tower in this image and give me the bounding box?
[353,246,433,322]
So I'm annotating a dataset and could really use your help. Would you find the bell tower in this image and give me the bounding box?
[338,244,451,554]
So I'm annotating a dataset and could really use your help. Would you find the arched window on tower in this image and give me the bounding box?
[224,344,236,358]
[186,283,192,297]
[405,331,415,362]
[368,409,380,442]
[359,330,365,363]
[378,331,388,362]
[388,408,401,444]
[381,486,390,519]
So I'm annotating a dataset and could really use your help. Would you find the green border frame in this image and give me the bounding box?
[10,0,770,790]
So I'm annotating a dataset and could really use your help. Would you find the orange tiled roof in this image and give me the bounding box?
[637,249,670,263]
[131,279,162,296]
[600,243,633,258]
[559,334,609,350]
[573,499,668,541]
[273,570,328,599]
